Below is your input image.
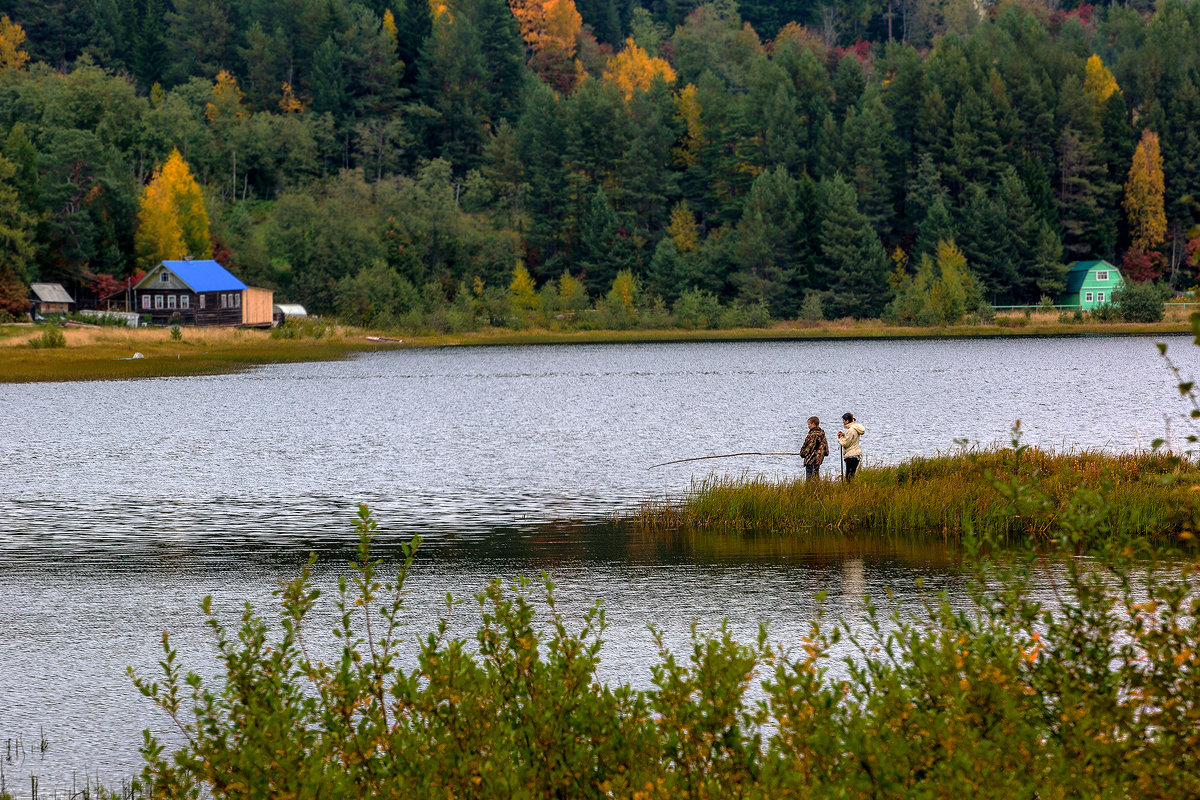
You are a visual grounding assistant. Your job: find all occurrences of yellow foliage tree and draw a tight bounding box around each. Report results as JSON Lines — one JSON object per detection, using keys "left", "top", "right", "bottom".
{"left": 382, "top": 9, "right": 399, "bottom": 44}
{"left": 666, "top": 201, "right": 699, "bottom": 253}
{"left": 509, "top": 261, "right": 539, "bottom": 314}
{"left": 1124, "top": 129, "right": 1166, "bottom": 252}
{"left": 0, "top": 14, "right": 31, "bottom": 71}
{"left": 206, "top": 70, "right": 247, "bottom": 124}
{"left": 557, "top": 270, "right": 589, "bottom": 310}
{"left": 1082, "top": 54, "right": 1120, "bottom": 111}
{"left": 602, "top": 38, "right": 676, "bottom": 99}
{"left": 673, "top": 84, "right": 704, "bottom": 166}
{"left": 279, "top": 82, "right": 304, "bottom": 113}
{"left": 608, "top": 269, "right": 638, "bottom": 314}
{"left": 136, "top": 149, "right": 212, "bottom": 267}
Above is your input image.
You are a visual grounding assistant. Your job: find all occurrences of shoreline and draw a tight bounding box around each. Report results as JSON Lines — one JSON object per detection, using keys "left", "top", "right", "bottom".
{"left": 1, "top": 316, "right": 1192, "bottom": 383}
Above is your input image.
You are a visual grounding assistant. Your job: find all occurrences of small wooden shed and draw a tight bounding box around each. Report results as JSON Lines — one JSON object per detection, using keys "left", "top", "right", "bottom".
{"left": 1058, "top": 260, "right": 1123, "bottom": 310}
{"left": 29, "top": 283, "right": 75, "bottom": 315}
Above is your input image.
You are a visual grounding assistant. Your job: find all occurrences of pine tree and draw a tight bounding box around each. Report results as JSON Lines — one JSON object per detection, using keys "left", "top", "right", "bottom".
{"left": 818, "top": 174, "right": 890, "bottom": 318}
{"left": 728, "top": 166, "right": 801, "bottom": 315}
{"left": 579, "top": 186, "right": 623, "bottom": 294}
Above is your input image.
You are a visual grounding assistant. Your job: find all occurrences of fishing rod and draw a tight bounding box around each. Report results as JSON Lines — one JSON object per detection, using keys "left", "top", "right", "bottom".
{"left": 648, "top": 451, "right": 805, "bottom": 469}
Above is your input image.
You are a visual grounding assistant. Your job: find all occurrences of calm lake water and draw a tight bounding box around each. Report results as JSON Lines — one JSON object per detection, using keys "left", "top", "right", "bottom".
{"left": 0, "top": 334, "right": 1193, "bottom": 790}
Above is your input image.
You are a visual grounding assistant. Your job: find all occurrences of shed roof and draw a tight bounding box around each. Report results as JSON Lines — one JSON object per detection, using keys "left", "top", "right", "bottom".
{"left": 1063, "top": 260, "right": 1117, "bottom": 295}
{"left": 135, "top": 260, "right": 247, "bottom": 293}
{"left": 29, "top": 283, "right": 75, "bottom": 304}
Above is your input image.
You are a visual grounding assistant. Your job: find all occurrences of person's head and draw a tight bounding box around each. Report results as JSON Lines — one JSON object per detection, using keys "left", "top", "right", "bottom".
{"left": 808, "top": 416, "right": 819, "bottom": 429}
{"left": 842, "top": 412, "right": 855, "bottom": 426}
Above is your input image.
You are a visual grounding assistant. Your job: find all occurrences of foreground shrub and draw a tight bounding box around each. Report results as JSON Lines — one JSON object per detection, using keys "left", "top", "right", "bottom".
{"left": 132, "top": 485, "right": 1199, "bottom": 799}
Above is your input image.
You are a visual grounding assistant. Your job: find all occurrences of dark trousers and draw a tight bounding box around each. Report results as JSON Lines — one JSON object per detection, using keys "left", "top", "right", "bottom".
{"left": 805, "top": 464, "right": 820, "bottom": 479}
{"left": 844, "top": 456, "right": 860, "bottom": 481}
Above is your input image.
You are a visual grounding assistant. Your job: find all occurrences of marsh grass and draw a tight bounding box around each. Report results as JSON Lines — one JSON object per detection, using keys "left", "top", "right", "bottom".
{"left": 636, "top": 447, "right": 1200, "bottom": 541}
{"left": 0, "top": 325, "right": 375, "bottom": 382}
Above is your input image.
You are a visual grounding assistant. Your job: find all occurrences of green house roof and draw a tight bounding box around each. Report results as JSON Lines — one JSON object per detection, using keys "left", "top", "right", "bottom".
{"left": 1063, "top": 260, "right": 1117, "bottom": 295}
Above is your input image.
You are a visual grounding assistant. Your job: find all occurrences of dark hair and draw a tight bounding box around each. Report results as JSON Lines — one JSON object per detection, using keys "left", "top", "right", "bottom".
{"left": 808, "top": 416, "right": 820, "bottom": 426}
{"left": 842, "top": 412, "right": 855, "bottom": 423}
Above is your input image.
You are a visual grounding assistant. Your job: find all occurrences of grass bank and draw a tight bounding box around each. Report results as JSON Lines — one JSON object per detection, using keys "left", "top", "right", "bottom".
{"left": 1, "top": 307, "right": 1191, "bottom": 383}
{"left": 0, "top": 324, "right": 379, "bottom": 383}
{"left": 635, "top": 447, "right": 1200, "bottom": 541}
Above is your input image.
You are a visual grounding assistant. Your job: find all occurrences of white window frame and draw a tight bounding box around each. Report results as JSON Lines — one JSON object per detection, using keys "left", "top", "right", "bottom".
{"left": 1096, "top": 271, "right": 1109, "bottom": 281}
{"left": 234, "top": 293, "right": 241, "bottom": 308}
{"left": 1098, "top": 292, "right": 1105, "bottom": 303}
{"left": 199, "top": 294, "right": 206, "bottom": 309}
{"left": 154, "top": 294, "right": 163, "bottom": 309}
{"left": 181, "top": 295, "right": 190, "bottom": 309}
{"left": 142, "top": 294, "right": 150, "bottom": 310}
{"left": 1085, "top": 292, "right": 1094, "bottom": 303}
{"left": 168, "top": 294, "right": 177, "bottom": 309}
{"left": 160, "top": 271, "right": 169, "bottom": 283}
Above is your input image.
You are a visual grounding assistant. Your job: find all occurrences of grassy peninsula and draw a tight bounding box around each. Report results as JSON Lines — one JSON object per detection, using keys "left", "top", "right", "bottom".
{"left": 1, "top": 307, "right": 1192, "bottom": 383}
{"left": 636, "top": 447, "right": 1200, "bottom": 541}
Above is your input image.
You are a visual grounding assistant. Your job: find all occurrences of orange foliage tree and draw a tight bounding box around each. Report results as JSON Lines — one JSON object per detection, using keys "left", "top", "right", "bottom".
{"left": 602, "top": 38, "right": 676, "bottom": 99}
{"left": 509, "top": 0, "right": 583, "bottom": 92}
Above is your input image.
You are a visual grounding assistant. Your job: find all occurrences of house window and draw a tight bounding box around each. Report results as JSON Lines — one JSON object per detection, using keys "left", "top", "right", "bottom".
{"left": 168, "top": 294, "right": 177, "bottom": 309}
{"left": 199, "top": 294, "right": 206, "bottom": 309}
{"left": 234, "top": 293, "right": 241, "bottom": 308}
{"left": 1097, "top": 271, "right": 1109, "bottom": 281}
{"left": 142, "top": 295, "right": 150, "bottom": 310}
{"left": 181, "top": 295, "right": 189, "bottom": 309}
{"left": 220, "top": 293, "right": 228, "bottom": 309}
{"left": 160, "top": 272, "right": 169, "bottom": 283}
{"left": 1085, "top": 292, "right": 1094, "bottom": 303}
{"left": 155, "top": 294, "right": 163, "bottom": 309}
{"left": 1098, "top": 292, "right": 1105, "bottom": 303}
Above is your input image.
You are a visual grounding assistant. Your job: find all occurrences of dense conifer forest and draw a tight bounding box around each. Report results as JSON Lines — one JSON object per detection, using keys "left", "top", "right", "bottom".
{"left": 0, "top": 0, "right": 1197, "bottom": 327}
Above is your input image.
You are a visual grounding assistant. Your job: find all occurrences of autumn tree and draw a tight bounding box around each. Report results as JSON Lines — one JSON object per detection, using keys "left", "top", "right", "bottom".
{"left": 0, "top": 14, "right": 30, "bottom": 71}
{"left": 1082, "top": 55, "right": 1120, "bottom": 113}
{"left": 136, "top": 149, "right": 212, "bottom": 268}
{"left": 602, "top": 38, "right": 676, "bottom": 99}
{"left": 509, "top": 0, "right": 584, "bottom": 92}
{"left": 1125, "top": 129, "right": 1166, "bottom": 254}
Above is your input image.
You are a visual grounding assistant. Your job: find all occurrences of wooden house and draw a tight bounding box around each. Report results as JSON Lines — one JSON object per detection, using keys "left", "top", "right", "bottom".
{"left": 29, "top": 283, "right": 75, "bottom": 315}
{"left": 132, "top": 260, "right": 273, "bottom": 326}
{"left": 1058, "top": 260, "right": 1123, "bottom": 310}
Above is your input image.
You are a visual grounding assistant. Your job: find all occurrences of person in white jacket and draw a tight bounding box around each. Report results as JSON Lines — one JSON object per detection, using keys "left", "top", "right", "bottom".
{"left": 837, "top": 413, "right": 865, "bottom": 482}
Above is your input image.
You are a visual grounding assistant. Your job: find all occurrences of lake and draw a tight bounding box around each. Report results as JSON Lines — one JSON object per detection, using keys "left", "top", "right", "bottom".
{"left": 0, "top": 334, "right": 1192, "bottom": 790}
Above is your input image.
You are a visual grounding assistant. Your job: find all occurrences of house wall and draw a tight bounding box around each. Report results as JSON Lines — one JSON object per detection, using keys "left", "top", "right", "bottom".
{"left": 1076, "top": 268, "right": 1123, "bottom": 310}
{"left": 135, "top": 290, "right": 243, "bottom": 326}
{"left": 34, "top": 302, "right": 71, "bottom": 314}
{"left": 242, "top": 287, "right": 274, "bottom": 326}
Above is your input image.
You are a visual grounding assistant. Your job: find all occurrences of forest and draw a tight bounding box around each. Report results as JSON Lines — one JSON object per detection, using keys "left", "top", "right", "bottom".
{"left": 0, "top": 0, "right": 1197, "bottom": 328}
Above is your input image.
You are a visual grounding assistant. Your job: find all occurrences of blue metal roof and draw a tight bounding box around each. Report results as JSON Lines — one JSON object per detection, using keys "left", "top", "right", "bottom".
{"left": 160, "top": 260, "right": 247, "bottom": 292}
{"left": 1063, "top": 259, "right": 1116, "bottom": 295}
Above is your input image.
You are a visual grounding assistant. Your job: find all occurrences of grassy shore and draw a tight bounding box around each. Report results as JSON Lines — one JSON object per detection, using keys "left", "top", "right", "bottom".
{"left": 635, "top": 447, "right": 1200, "bottom": 541}
{"left": 0, "top": 306, "right": 1191, "bottom": 383}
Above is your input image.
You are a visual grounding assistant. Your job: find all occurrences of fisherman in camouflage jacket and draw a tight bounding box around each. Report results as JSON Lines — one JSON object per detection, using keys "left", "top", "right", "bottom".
{"left": 801, "top": 416, "right": 830, "bottom": 479}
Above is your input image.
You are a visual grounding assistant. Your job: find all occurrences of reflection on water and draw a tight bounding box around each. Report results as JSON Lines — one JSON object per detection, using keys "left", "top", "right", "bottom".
{"left": 0, "top": 336, "right": 1192, "bottom": 790}
{"left": 0, "top": 521, "right": 962, "bottom": 790}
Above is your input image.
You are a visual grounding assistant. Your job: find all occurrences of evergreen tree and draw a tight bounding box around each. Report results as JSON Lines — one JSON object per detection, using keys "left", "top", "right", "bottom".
{"left": 817, "top": 174, "right": 890, "bottom": 318}
{"left": 728, "top": 166, "right": 801, "bottom": 315}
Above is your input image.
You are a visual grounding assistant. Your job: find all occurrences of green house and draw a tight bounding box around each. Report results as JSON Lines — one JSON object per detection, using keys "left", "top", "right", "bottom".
{"left": 1058, "top": 260, "right": 1124, "bottom": 310}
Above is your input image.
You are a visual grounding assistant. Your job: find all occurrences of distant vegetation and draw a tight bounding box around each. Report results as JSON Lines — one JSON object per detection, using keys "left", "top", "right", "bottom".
{"left": 1, "top": 0, "right": 1199, "bottom": 328}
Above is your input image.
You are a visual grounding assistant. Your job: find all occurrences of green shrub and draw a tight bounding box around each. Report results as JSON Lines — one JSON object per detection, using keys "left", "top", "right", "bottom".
{"left": 800, "top": 292, "right": 824, "bottom": 322}
{"left": 28, "top": 326, "right": 66, "bottom": 348}
{"left": 1113, "top": 280, "right": 1168, "bottom": 322}
{"left": 270, "top": 318, "right": 330, "bottom": 340}
{"left": 131, "top": 488, "right": 1200, "bottom": 800}
{"left": 672, "top": 287, "right": 721, "bottom": 329}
